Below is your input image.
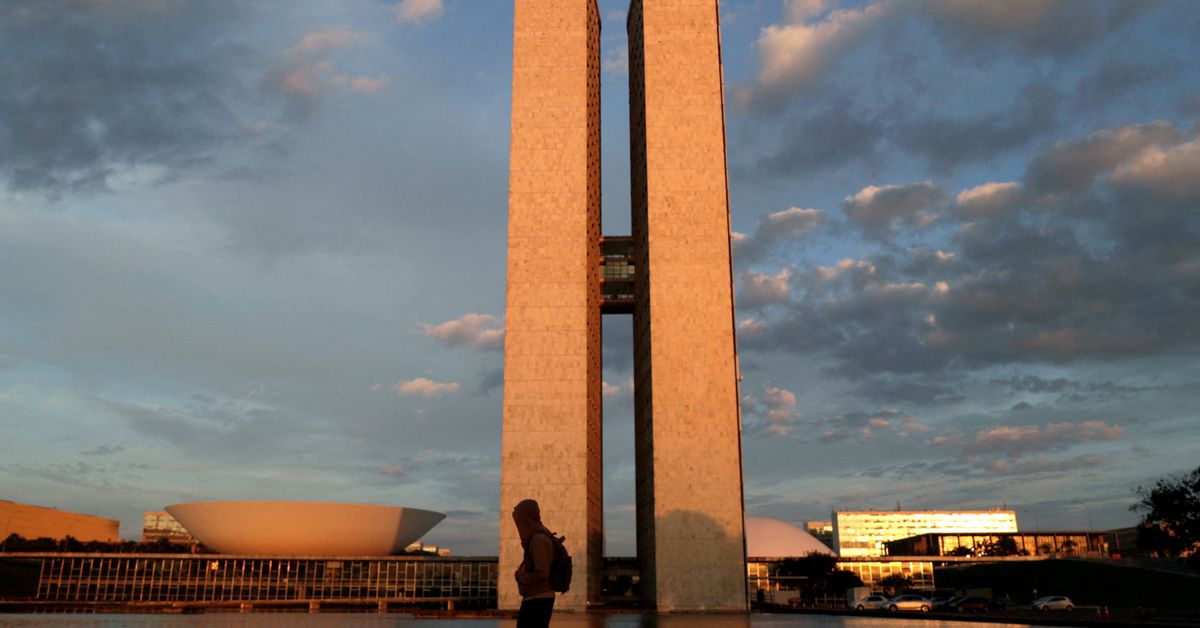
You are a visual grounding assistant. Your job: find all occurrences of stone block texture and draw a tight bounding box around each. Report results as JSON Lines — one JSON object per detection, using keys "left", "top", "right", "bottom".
{"left": 500, "top": 0, "right": 603, "bottom": 611}
{"left": 628, "top": 0, "right": 747, "bottom": 612}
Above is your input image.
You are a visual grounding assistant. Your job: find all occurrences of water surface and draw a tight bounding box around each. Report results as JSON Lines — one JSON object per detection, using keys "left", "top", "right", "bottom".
{"left": 0, "top": 613, "right": 1044, "bottom": 628}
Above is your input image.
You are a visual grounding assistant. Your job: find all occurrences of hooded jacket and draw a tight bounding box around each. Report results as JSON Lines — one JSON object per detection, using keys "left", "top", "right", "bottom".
{"left": 512, "top": 499, "right": 555, "bottom": 598}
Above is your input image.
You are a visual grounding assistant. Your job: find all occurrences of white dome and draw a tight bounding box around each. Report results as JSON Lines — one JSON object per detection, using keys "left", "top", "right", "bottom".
{"left": 166, "top": 501, "right": 445, "bottom": 556}
{"left": 745, "top": 516, "right": 835, "bottom": 558}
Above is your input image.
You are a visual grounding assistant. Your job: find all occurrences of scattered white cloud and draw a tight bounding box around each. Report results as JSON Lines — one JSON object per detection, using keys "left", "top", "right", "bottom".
{"left": 966, "top": 420, "right": 1124, "bottom": 457}
{"left": 749, "top": 2, "right": 890, "bottom": 105}
{"left": 735, "top": 207, "right": 825, "bottom": 262}
{"left": 393, "top": 378, "right": 460, "bottom": 397}
{"left": 393, "top": 0, "right": 444, "bottom": 24}
{"left": 281, "top": 60, "right": 334, "bottom": 96}
{"left": 785, "top": 0, "right": 829, "bottom": 23}
{"left": 761, "top": 386, "right": 800, "bottom": 436}
{"left": 603, "top": 47, "right": 628, "bottom": 75}
{"left": 842, "top": 181, "right": 944, "bottom": 237}
{"left": 1111, "top": 139, "right": 1200, "bottom": 202}
{"left": 739, "top": 268, "right": 792, "bottom": 308}
{"left": 377, "top": 463, "right": 409, "bottom": 477}
{"left": 956, "top": 181, "right": 1022, "bottom": 217}
{"left": 350, "top": 74, "right": 393, "bottom": 93}
{"left": 421, "top": 313, "right": 505, "bottom": 351}
{"left": 287, "top": 26, "right": 366, "bottom": 56}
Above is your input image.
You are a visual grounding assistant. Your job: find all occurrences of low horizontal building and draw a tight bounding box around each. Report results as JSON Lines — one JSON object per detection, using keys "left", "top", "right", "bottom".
{"left": 4, "top": 553, "right": 496, "bottom": 610}
{"left": 833, "top": 509, "right": 1018, "bottom": 558}
{"left": 0, "top": 500, "right": 119, "bottom": 543}
{"left": 885, "top": 531, "right": 1112, "bottom": 559}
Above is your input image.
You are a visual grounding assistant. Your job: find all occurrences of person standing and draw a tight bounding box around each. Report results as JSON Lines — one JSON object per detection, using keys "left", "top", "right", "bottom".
{"left": 513, "top": 499, "right": 555, "bottom": 628}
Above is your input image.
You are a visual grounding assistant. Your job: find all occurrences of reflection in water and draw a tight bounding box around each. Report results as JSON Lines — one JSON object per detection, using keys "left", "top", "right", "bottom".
{"left": 0, "top": 614, "right": 1041, "bottom": 628}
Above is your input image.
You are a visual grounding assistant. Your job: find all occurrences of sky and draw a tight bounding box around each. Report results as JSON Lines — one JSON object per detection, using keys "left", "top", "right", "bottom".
{"left": 1, "top": 0, "right": 1198, "bottom": 556}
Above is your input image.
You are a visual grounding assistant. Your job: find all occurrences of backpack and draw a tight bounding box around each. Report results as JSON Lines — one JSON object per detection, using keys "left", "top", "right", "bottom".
{"left": 528, "top": 529, "right": 572, "bottom": 593}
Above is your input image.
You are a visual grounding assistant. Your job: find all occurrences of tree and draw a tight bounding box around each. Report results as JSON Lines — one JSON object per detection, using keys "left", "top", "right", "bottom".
{"left": 774, "top": 552, "right": 862, "bottom": 600}
{"left": 878, "top": 574, "right": 912, "bottom": 596}
{"left": 1132, "top": 465, "right": 1200, "bottom": 557}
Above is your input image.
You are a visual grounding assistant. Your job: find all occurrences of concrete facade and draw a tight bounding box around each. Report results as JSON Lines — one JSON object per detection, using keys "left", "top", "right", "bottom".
{"left": 0, "top": 500, "right": 119, "bottom": 542}
{"left": 627, "top": 0, "right": 746, "bottom": 611}
{"left": 500, "top": 0, "right": 603, "bottom": 611}
{"left": 501, "top": 0, "right": 743, "bottom": 612}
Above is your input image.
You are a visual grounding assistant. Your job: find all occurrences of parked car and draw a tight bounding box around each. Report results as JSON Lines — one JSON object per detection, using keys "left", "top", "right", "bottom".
{"left": 930, "top": 596, "right": 954, "bottom": 610}
{"left": 850, "top": 594, "right": 889, "bottom": 611}
{"left": 1032, "top": 596, "right": 1075, "bottom": 611}
{"left": 954, "top": 596, "right": 993, "bottom": 612}
{"left": 887, "top": 594, "right": 932, "bottom": 612}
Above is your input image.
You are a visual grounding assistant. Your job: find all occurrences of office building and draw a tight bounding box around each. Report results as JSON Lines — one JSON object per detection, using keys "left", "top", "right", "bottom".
{"left": 833, "top": 509, "right": 1018, "bottom": 557}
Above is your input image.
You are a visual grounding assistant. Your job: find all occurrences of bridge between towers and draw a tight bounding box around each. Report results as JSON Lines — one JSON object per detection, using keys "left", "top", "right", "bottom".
{"left": 600, "top": 236, "right": 636, "bottom": 314}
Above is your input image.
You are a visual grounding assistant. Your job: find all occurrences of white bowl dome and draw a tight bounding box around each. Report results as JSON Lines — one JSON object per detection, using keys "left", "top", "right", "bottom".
{"left": 745, "top": 516, "right": 836, "bottom": 557}
{"left": 165, "top": 501, "right": 445, "bottom": 556}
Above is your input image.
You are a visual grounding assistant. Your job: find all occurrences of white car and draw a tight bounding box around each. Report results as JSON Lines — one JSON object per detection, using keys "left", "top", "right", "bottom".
{"left": 1032, "top": 595, "right": 1075, "bottom": 611}
{"left": 886, "top": 594, "right": 932, "bottom": 612}
{"left": 850, "top": 594, "right": 889, "bottom": 611}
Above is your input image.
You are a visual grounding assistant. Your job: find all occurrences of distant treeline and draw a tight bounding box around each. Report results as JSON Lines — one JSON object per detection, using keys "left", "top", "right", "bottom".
{"left": 1, "top": 533, "right": 198, "bottom": 554}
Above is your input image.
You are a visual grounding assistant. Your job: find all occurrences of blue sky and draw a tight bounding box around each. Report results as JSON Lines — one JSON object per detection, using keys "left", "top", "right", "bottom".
{"left": 1, "top": 0, "right": 1198, "bottom": 555}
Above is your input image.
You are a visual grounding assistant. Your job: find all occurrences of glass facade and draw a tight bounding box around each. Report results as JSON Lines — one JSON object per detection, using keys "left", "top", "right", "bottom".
{"left": 835, "top": 560, "right": 934, "bottom": 590}
{"left": 885, "top": 531, "right": 1111, "bottom": 558}
{"left": 746, "top": 559, "right": 935, "bottom": 600}
{"left": 833, "top": 510, "right": 1018, "bottom": 557}
{"left": 26, "top": 554, "right": 497, "bottom": 608}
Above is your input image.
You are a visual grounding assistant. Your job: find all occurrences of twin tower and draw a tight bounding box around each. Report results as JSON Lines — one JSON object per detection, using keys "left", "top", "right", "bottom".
{"left": 499, "top": 0, "right": 745, "bottom": 611}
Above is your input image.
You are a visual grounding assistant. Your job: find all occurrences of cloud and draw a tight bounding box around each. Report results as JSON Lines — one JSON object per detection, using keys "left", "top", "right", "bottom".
{"left": 349, "top": 74, "right": 393, "bottom": 94}
{"left": 82, "top": 445, "right": 126, "bottom": 456}
{"left": 393, "top": 378, "right": 460, "bottom": 397}
{"left": 756, "top": 100, "right": 883, "bottom": 176}
{"left": 738, "top": 269, "right": 792, "bottom": 309}
{"left": 743, "top": 385, "right": 801, "bottom": 437}
{"left": 393, "top": 0, "right": 443, "bottom": 24}
{"left": 1111, "top": 139, "right": 1200, "bottom": 203}
{"left": 734, "top": 207, "right": 825, "bottom": 263}
{"left": 786, "top": 0, "right": 829, "bottom": 23}
{"left": 746, "top": 2, "right": 890, "bottom": 109}
{"left": 603, "top": 48, "right": 628, "bottom": 75}
{"left": 420, "top": 313, "right": 505, "bottom": 351}
{"left": 922, "top": 0, "right": 1145, "bottom": 58}
{"left": 894, "top": 83, "right": 1061, "bottom": 172}
{"left": 271, "top": 26, "right": 384, "bottom": 107}
{"left": 602, "top": 379, "right": 633, "bottom": 400}
{"left": 740, "top": 120, "right": 1200, "bottom": 381}
{"left": 1024, "top": 120, "right": 1186, "bottom": 197}
{"left": 965, "top": 420, "right": 1124, "bottom": 457}
{"left": 377, "top": 463, "right": 409, "bottom": 477}
{"left": 762, "top": 386, "right": 799, "bottom": 436}
{"left": 287, "top": 26, "right": 366, "bottom": 56}
{"left": 0, "top": 1, "right": 260, "bottom": 192}
{"left": 842, "top": 181, "right": 944, "bottom": 238}
{"left": 956, "top": 181, "right": 1022, "bottom": 218}
{"left": 281, "top": 60, "right": 335, "bottom": 96}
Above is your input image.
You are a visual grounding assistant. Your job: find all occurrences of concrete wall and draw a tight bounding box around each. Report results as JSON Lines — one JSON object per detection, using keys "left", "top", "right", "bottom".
{"left": 0, "top": 500, "right": 119, "bottom": 542}
{"left": 500, "top": 0, "right": 603, "bottom": 611}
{"left": 628, "top": 0, "right": 747, "bottom": 612}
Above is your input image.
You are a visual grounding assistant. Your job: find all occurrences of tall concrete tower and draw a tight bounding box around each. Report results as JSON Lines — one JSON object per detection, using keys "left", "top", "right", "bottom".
{"left": 501, "top": 0, "right": 744, "bottom": 612}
